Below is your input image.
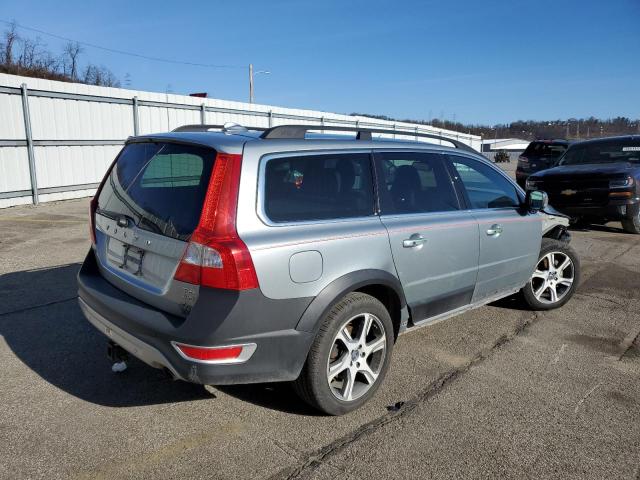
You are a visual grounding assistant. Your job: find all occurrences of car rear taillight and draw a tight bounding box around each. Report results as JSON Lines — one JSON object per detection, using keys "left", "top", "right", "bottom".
{"left": 518, "top": 156, "right": 529, "bottom": 164}
{"left": 172, "top": 342, "right": 256, "bottom": 363}
{"left": 89, "top": 196, "right": 98, "bottom": 245}
{"left": 174, "top": 153, "right": 259, "bottom": 290}
{"left": 90, "top": 157, "right": 118, "bottom": 245}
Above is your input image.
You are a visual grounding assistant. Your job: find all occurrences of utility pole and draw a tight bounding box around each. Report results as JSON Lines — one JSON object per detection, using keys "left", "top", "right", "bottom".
{"left": 249, "top": 63, "right": 254, "bottom": 103}
{"left": 248, "top": 64, "right": 270, "bottom": 104}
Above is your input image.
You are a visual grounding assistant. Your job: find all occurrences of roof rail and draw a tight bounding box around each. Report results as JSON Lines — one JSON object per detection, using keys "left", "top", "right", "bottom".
{"left": 172, "top": 123, "right": 267, "bottom": 133}
{"left": 260, "top": 124, "right": 477, "bottom": 153}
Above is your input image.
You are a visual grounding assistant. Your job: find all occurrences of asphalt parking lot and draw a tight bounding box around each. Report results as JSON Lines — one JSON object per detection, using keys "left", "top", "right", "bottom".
{"left": 1, "top": 192, "right": 639, "bottom": 479}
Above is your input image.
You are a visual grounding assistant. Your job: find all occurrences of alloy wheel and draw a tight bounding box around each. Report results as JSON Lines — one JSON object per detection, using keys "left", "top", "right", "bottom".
{"left": 530, "top": 251, "right": 575, "bottom": 305}
{"left": 326, "top": 313, "right": 386, "bottom": 402}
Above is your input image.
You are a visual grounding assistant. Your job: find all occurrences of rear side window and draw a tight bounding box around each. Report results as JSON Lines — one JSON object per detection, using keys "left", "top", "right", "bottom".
{"left": 375, "top": 151, "right": 460, "bottom": 214}
{"left": 264, "top": 153, "right": 374, "bottom": 222}
{"left": 97, "top": 142, "right": 215, "bottom": 240}
{"left": 448, "top": 155, "right": 520, "bottom": 209}
{"left": 523, "top": 142, "right": 568, "bottom": 158}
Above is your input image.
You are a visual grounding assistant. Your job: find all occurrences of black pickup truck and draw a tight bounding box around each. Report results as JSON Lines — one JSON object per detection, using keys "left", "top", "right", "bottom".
{"left": 525, "top": 136, "right": 640, "bottom": 234}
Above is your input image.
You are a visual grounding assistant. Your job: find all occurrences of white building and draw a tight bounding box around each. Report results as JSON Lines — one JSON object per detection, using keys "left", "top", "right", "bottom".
{"left": 481, "top": 138, "right": 531, "bottom": 153}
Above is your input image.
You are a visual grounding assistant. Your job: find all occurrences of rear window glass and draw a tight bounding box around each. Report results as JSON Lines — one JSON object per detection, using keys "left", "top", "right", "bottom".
{"left": 523, "top": 142, "right": 568, "bottom": 158}
{"left": 559, "top": 139, "right": 640, "bottom": 165}
{"left": 264, "top": 153, "right": 374, "bottom": 222}
{"left": 97, "top": 142, "right": 215, "bottom": 240}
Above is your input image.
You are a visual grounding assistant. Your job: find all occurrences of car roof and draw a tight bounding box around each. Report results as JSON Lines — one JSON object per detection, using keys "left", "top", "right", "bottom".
{"left": 129, "top": 129, "right": 479, "bottom": 157}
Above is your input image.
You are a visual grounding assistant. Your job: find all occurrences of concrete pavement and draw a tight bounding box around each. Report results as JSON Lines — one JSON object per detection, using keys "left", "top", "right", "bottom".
{"left": 0, "top": 198, "right": 638, "bottom": 480}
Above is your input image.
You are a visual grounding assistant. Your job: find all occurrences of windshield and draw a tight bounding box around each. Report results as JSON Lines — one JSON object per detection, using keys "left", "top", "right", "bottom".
{"left": 522, "top": 142, "right": 567, "bottom": 158}
{"left": 559, "top": 139, "right": 640, "bottom": 166}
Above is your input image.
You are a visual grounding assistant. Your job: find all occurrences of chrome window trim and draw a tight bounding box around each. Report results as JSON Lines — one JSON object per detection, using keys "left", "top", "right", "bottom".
{"left": 256, "top": 148, "right": 379, "bottom": 227}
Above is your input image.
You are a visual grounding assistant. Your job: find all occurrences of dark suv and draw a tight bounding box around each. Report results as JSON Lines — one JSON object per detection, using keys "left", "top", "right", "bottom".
{"left": 526, "top": 136, "right": 640, "bottom": 233}
{"left": 516, "top": 140, "right": 570, "bottom": 188}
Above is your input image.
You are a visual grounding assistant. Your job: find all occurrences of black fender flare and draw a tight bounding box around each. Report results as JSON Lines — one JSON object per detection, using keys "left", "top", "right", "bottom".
{"left": 295, "top": 269, "right": 407, "bottom": 333}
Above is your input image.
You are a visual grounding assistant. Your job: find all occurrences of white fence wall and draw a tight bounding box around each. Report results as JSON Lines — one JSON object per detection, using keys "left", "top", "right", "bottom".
{"left": 0, "top": 73, "right": 481, "bottom": 208}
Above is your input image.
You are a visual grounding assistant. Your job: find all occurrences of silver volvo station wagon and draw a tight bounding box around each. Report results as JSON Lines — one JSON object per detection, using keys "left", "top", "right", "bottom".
{"left": 78, "top": 123, "right": 580, "bottom": 415}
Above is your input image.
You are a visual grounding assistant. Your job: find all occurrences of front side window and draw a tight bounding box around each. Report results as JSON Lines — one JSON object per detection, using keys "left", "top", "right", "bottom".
{"left": 448, "top": 155, "right": 520, "bottom": 209}
{"left": 374, "top": 151, "right": 460, "bottom": 214}
{"left": 264, "top": 153, "right": 374, "bottom": 222}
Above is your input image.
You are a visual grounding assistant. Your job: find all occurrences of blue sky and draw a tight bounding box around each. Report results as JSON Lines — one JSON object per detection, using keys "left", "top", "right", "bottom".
{"left": 2, "top": 0, "right": 639, "bottom": 124}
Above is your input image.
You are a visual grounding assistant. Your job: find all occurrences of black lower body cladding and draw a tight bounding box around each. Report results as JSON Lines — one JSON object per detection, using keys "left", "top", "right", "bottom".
{"left": 77, "top": 249, "right": 314, "bottom": 385}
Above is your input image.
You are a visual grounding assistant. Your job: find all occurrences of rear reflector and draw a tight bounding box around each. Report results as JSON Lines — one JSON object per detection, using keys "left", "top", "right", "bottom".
{"left": 172, "top": 342, "right": 256, "bottom": 364}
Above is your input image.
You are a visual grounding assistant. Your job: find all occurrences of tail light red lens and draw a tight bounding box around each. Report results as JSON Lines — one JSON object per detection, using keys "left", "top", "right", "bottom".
{"left": 172, "top": 342, "right": 256, "bottom": 363}
{"left": 90, "top": 157, "right": 118, "bottom": 246}
{"left": 174, "top": 152, "right": 259, "bottom": 291}
{"left": 89, "top": 197, "right": 98, "bottom": 245}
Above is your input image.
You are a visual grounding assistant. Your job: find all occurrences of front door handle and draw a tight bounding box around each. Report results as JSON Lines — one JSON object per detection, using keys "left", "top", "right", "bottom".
{"left": 486, "top": 224, "right": 503, "bottom": 237}
{"left": 403, "top": 234, "right": 426, "bottom": 248}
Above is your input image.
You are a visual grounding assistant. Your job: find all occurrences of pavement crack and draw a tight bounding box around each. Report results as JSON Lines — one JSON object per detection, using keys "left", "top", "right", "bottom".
{"left": 616, "top": 327, "right": 640, "bottom": 361}
{"left": 574, "top": 292, "right": 627, "bottom": 308}
{"left": 270, "top": 311, "right": 541, "bottom": 480}
{"left": 550, "top": 343, "right": 567, "bottom": 365}
{"left": 0, "top": 295, "right": 78, "bottom": 317}
{"left": 574, "top": 383, "right": 602, "bottom": 414}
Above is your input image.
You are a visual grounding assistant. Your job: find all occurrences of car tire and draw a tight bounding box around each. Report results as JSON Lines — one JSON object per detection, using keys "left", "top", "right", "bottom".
{"left": 521, "top": 238, "right": 580, "bottom": 311}
{"left": 293, "top": 292, "right": 394, "bottom": 415}
{"left": 622, "top": 212, "right": 640, "bottom": 234}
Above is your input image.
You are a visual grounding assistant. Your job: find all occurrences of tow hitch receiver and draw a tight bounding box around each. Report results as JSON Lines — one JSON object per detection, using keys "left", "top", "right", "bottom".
{"left": 107, "top": 341, "right": 129, "bottom": 373}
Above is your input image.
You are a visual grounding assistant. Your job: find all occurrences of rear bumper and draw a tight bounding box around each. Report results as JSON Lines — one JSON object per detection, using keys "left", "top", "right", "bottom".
{"left": 77, "top": 249, "right": 314, "bottom": 385}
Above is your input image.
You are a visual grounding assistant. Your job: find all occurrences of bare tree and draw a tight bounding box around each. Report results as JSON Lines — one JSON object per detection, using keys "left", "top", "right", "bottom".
{"left": 17, "top": 36, "right": 46, "bottom": 69}
{"left": 83, "top": 64, "right": 120, "bottom": 87}
{"left": 63, "top": 41, "right": 83, "bottom": 80}
{"left": 1, "top": 22, "right": 19, "bottom": 65}
{"left": 0, "top": 25, "right": 120, "bottom": 86}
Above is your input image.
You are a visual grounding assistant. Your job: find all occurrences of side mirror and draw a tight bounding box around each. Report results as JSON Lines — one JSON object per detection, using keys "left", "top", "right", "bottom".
{"left": 526, "top": 190, "right": 548, "bottom": 212}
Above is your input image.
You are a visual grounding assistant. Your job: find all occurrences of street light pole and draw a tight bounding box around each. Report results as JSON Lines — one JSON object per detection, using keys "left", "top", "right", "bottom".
{"left": 248, "top": 64, "right": 270, "bottom": 104}
{"left": 249, "top": 63, "right": 254, "bottom": 103}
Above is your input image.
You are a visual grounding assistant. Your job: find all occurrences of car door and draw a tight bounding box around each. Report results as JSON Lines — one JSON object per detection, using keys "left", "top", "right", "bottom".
{"left": 375, "top": 150, "right": 480, "bottom": 324}
{"left": 446, "top": 154, "right": 542, "bottom": 302}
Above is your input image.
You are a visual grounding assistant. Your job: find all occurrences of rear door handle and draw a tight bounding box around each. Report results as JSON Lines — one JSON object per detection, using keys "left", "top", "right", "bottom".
{"left": 403, "top": 234, "right": 426, "bottom": 248}
{"left": 486, "top": 224, "right": 503, "bottom": 237}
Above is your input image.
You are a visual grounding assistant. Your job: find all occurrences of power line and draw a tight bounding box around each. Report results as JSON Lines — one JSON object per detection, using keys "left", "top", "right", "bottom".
{"left": 0, "top": 19, "right": 246, "bottom": 69}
